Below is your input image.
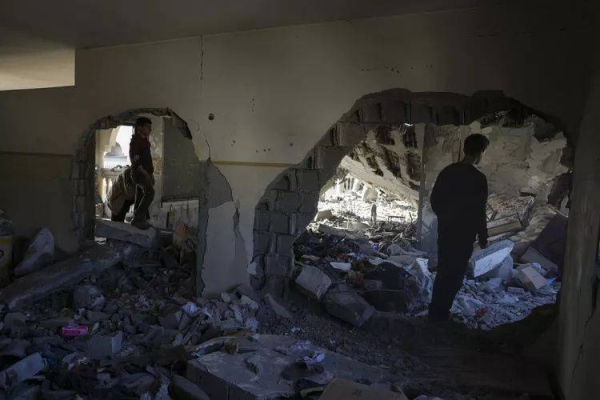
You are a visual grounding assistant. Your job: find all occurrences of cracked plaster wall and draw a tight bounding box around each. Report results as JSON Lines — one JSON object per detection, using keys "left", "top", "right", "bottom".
{"left": 0, "top": 2, "right": 592, "bottom": 299}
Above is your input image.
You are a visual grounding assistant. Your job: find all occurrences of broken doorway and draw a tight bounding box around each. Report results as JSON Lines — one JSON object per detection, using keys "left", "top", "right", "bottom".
{"left": 252, "top": 90, "right": 571, "bottom": 331}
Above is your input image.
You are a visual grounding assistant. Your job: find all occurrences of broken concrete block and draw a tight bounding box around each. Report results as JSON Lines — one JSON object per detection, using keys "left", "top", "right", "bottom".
{"left": 0, "top": 353, "right": 45, "bottom": 387}
{"left": 329, "top": 262, "right": 352, "bottom": 272}
{"left": 362, "top": 290, "right": 410, "bottom": 313}
{"left": 0, "top": 244, "right": 127, "bottom": 311}
{"left": 264, "top": 294, "right": 293, "bottom": 320}
{"left": 73, "top": 285, "right": 105, "bottom": 309}
{"left": 240, "top": 295, "right": 259, "bottom": 311}
{"left": 87, "top": 331, "right": 123, "bottom": 359}
{"left": 480, "top": 255, "right": 513, "bottom": 282}
{"left": 4, "top": 312, "right": 27, "bottom": 329}
{"left": 315, "top": 209, "right": 334, "bottom": 222}
{"left": 171, "top": 374, "right": 211, "bottom": 400}
{"left": 295, "top": 266, "right": 332, "bottom": 300}
{"left": 325, "top": 291, "right": 375, "bottom": 327}
{"left": 515, "top": 266, "right": 547, "bottom": 292}
{"left": 520, "top": 247, "right": 559, "bottom": 274}
{"left": 321, "top": 379, "right": 409, "bottom": 400}
{"left": 159, "top": 311, "right": 183, "bottom": 330}
{"left": 483, "top": 278, "right": 503, "bottom": 293}
{"left": 468, "top": 240, "right": 514, "bottom": 278}
{"left": 14, "top": 228, "right": 55, "bottom": 277}
{"left": 95, "top": 219, "right": 157, "bottom": 248}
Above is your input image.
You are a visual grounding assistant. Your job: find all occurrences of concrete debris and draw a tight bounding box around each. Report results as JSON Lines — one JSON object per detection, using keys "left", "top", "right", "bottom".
{"left": 171, "top": 374, "right": 211, "bottom": 400}
{"left": 521, "top": 247, "right": 559, "bottom": 275}
{"left": 187, "top": 335, "right": 395, "bottom": 400}
{"left": 264, "top": 294, "right": 293, "bottom": 320}
{"left": 515, "top": 266, "right": 547, "bottom": 292}
{"left": 0, "top": 353, "right": 45, "bottom": 388}
{"left": 330, "top": 262, "right": 352, "bottom": 272}
{"left": 87, "top": 331, "right": 123, "bottom": 359}
{"left": 0, "top": 243, "right": 128, "bottom": 311}
{"left": 4, "top": 312, "right": 27, "bottom": 329}
{"left": 315, "top": 209, "right": 334, "bottom": 222}
{"left": 325, "top": 291, "right": 375, "bottom": 327}
{"left": 73, "top": 285, "right": 105, "bottom": 309}
{"left": 14, "top": 228, "right": 55, "bottom": 277}
{"left": 480, "top": 255, "right": 513, "bottom": 282}
{"left": 296, "top": 265, "right": 332, "bottom": 300}
{"left": 468, "top": 240, "right": 514, "bottom": 278}
{"left": 96, "top": 219, "right": 158, "bottom": 248}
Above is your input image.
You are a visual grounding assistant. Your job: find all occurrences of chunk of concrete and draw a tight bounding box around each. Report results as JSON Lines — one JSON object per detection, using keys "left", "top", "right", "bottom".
{"left": 86, "top": 331, "right": 123, "bottom": 359}
{"left": 295, "top": 266, "right": 332, "bottom": 300}
{"left": 324, "top": 291, "right": 375, "bottom": 327}
{"left": 520, "top": 247, "right": 559, "bottom": 274}
{"left": 0, "top": 244, "right": 127, "bottom": 311}
{"left": 468, "top": 240, "right": 514, "bottom": 278}
{"left": 159, "top": 311, "right": 183, "bottom": 330}
{"left": 187, "top": 335, "right": 395, "bottom": 400}
{"left": 14, "top": 228, "right": 55, "bottom": 277}
{"left": 171, "top": 374, "right": 211, "bottom": 400}
{"left": 264, "top": 294, "right": 293, "bottom": 320}
{"left": 73, "top": 285, "right": 105, "bottom": 309}
{"left": 515, "top": 266, "right": 547, "bottom": 292}
{"left": 4, "top": 312, "right": 27, "bottom": 329}
{"left": 362, "top": 290, "right": 410, "bottom": 313}
{"left": 0, "top": 353, "right": 45, "bottom": 387}
{"left": 95, "top": 219, "right": 157, "bottom": 248}
{"left": 480, "top": 255, "right": 513, "bottom": 282}
{"left": 315, "top": 209, "right": 334, "bottom": 222}
{"left": 330, "top": 262, "right": 352, "bottom": 272}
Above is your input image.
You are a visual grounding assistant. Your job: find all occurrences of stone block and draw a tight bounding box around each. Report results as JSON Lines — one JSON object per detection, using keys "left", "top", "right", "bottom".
{"left": 337, "top": 123, "right": 367, "bottom": 147}
{"left": 296, "top": 213, "right": 315, "bottom": 233}
{"left": 87, "top": 331, "right": 123, "bottom": 359}
{"left": 265, "top": 254, "right": 292, "bottom": 277}
{"left": 0, "top": 244, "right": 126, "bottom": 311}
{"left": 480, "top": 255, "right": 513, "bottom": 282}
{"left": 381, "top": 100, "right": 408, "bottom": 124}
{"left": 95, "top": 219, "right": 157, "bottom": 248}
{"left": 362, "top": 289, "right": 410, "bottom": 313}
{"left": 254, "top": 210, "right": 271, "bottom": 232}
{"left": 297, "top": 170, "right": 321, "bottom": 192}
{"left": 276, "top": 235, "right": 296, "bottom": 256}
{"left": 14, "top": 228, "right": 55, "bottom": 277}
{"left": 299, "top": 193, "right": 319, "bottom": 213}
{"left": 515, "top": 266, "right": 547, "bottom": 292}
{"left": 0, "top": 353, "right": 45, "bottom": 388}
{"left": 275, "top": 192, "right": 301, "bottom": 213}
{"left": 468, "top": 240, "right": 514, "bottom": 278}
{"left": 325, "top": 291, "right": 375, "bottom": 327}
{"left": 269, "top": 213, "right": 289, "bottom": 234}
{"left": 361, "top": 100, "right": 382, "bottom": 122}
{"left": 253, "top": 232, "right": 270, "bottom": 255}
{"left": 295, "top": 266, "right": 332, "bottom": 300}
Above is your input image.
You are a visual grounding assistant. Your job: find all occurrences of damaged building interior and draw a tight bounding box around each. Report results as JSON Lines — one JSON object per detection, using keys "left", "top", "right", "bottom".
{"left": 0, "top": 0, "right": 599, "bottom": 399}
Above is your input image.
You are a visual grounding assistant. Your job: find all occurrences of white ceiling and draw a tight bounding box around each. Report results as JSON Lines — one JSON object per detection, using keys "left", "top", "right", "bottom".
{"left": 2, "top": 0, "right": 514, "bottom": 48}
{"left": 0, "top": 0, "right": 516, "bottom": 91}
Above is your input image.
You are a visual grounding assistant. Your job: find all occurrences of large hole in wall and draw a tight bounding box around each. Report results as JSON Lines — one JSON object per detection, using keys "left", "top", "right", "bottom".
{"left": 251, "top": 89, "right": 572, "bottom": 331}
{"left": 71, "top": 108, "right": 199, "bottom": 243}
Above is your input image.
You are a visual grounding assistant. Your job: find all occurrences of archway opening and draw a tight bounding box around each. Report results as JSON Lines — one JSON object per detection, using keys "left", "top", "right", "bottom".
{"left": 252, "top": 90, "right": 571, "bottom": 332}
{"left": 71, "top": 108, "right": 200, "bottom": 244}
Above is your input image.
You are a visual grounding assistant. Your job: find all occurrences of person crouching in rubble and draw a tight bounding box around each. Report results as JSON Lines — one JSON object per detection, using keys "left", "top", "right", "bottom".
{"left": 107, "top": 166, "right": 136, "bottom": 222}
{"left": 128, "top": 117, "right": 156, "bottom": 230}
{"left": 428, "top": 134, "right": 490, "bottom": 322}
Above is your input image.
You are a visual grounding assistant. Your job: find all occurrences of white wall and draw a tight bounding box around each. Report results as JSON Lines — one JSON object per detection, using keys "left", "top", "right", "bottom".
{"left": 0, "top": 1, "right": 591, "bottom": 292}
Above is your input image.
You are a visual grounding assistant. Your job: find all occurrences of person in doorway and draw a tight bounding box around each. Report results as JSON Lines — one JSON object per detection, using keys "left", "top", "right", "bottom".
{"left": 129, "top": 117, "right": 155, "bottom": 230}
{"left": 428, "top": 134, "right": 490, "bottom": 322}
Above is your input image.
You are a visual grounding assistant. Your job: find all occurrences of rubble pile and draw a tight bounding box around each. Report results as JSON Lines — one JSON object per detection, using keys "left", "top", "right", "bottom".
{"left": 0, "top": 223, "right": 261, "bottom": 399}
{"left": 293, "top": 208, "right": 561, "bottom": 330}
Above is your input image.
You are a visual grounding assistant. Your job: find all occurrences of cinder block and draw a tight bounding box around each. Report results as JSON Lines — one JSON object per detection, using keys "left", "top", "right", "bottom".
{"left": 296, "top": 213, "right": 315, "bottom": 233}
{"left": 361, "top": 100, "right": 382, "bottom": 122}
{"left": 254, "top": 210, "right": 270, "bottom": 232}
{"left": 275, "top": 191, "right": 301, "bottom": 213}
{"left": 381, "top": 100, "right": 408, "bottom": 124}
{"left": 336, "top": 123, "right": 367, "bottom": 147}
{"left": 296, "top": 266, "right": 332, "bottom": 300}
{"left": 253, "top": 232, "right": 270, "bottom": 255}
{"left": 468, "top": 240, "right": 514, "bottom": 278}
{"left": 299, "top": 193, "right": 319, "bottom": 213}
{"left": 276, "top": 235, "right": 296, "bottom": 256}
{"left": 265, "top": 254, "right": 292, "bottom": 277}
{"left": 298, "top": 169, "right": 321, "bottom": 191}
{"left": 269, "top": 213, "right": 289, "bottom": 234}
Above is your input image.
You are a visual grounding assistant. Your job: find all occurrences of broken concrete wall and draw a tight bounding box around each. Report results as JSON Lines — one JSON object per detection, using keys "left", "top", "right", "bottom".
{"left": 0, "top": 2, "right": 592, "bottom": 294}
